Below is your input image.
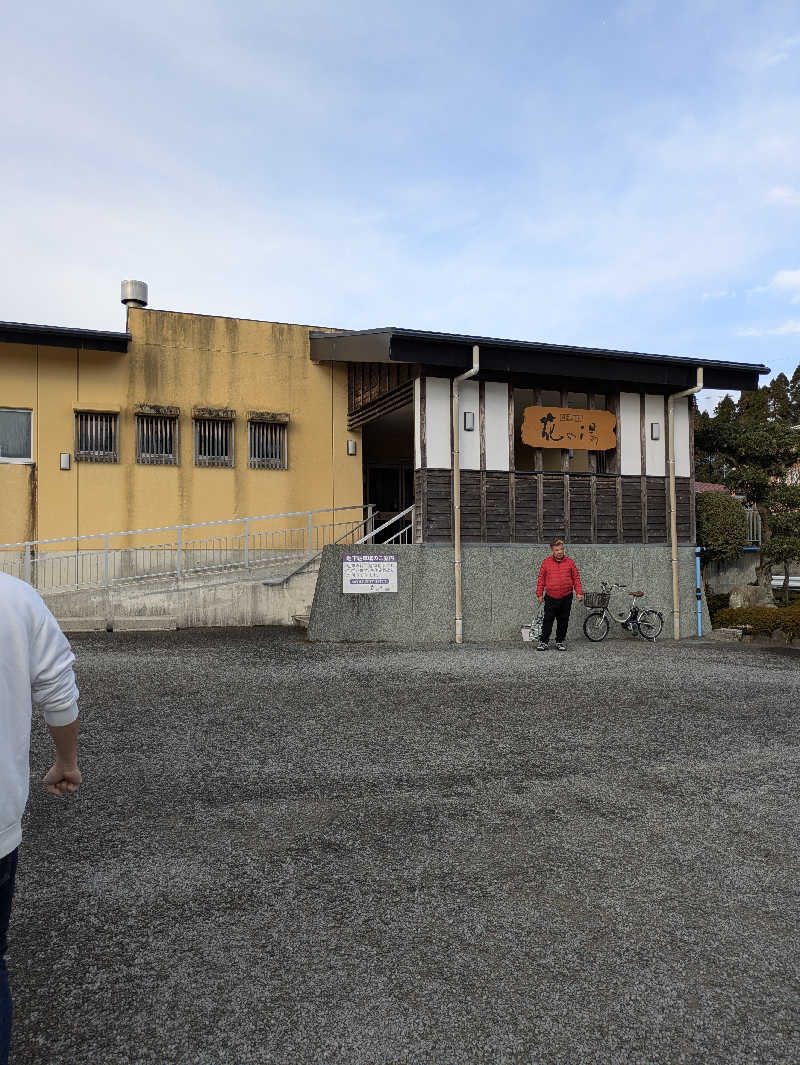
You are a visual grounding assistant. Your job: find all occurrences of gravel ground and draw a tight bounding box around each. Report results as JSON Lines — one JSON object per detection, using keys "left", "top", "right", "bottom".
{"left": 10, "top": 629, "right": 800, "bottom": 1065}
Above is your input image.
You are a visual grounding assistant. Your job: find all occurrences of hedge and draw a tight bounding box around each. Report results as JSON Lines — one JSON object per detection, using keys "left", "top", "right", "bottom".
{"left": 715, "top": 605, "right": 800, "bottom": 640}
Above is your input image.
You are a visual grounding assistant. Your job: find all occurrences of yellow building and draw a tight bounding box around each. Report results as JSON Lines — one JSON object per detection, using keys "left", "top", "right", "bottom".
{"left": 0, "top": 291, "right": 362, "bottom": 552}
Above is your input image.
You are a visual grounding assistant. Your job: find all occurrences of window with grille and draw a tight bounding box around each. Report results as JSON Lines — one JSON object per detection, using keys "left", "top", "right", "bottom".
{"left": 248, "top": 420, "right": 288, "bottom": 469}
{"left": 0, "top": 409, "right": 32, "bottom": 462}
{"left": 194, "top": 417, "right": 234, "bottom": 467}
{"left": 75, "top": 412, "right": 118, "bottom": 462}
{"left": 136, "top": 414, "right": 178, "bottom": 465}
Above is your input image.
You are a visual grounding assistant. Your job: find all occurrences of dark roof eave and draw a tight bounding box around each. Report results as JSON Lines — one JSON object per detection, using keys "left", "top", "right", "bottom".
{"left": 309, "top": 327, "right": 769, "bottom": 392}
{"left": 0, "top": 320, "right": 130, "bottom": 353}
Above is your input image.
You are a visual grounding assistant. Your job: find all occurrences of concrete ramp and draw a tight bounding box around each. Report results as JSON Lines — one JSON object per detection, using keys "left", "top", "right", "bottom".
{"left": 47, "top": 554, "right": 321, "bottom": 630}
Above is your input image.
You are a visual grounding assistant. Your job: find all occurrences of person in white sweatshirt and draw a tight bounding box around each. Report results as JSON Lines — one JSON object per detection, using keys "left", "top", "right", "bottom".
{"left": 0, "top": 571, "right": 81, "bottom": 1065}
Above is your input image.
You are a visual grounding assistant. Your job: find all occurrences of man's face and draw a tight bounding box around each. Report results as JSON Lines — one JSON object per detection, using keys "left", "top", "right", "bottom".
{"left": 551, "top": 542, "right": 565, "bottom": 560}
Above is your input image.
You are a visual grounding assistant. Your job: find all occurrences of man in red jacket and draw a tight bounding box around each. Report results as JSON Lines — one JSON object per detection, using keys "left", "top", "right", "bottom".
{"left": 536, "top": 538, "right": 583, "bottom": 650}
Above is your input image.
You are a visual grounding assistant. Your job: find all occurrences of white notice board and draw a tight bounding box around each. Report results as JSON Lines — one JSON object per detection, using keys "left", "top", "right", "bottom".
{"left": 342, "top": 554, "right": 398, "bottom": 594}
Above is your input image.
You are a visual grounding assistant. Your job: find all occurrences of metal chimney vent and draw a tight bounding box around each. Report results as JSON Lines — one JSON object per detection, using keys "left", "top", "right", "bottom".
{"left": 121, "top": 280, "right": 148, "bottom": 308}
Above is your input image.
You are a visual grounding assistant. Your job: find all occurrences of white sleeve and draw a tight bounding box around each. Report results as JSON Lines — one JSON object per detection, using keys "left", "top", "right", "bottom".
{"left": 30, "top": 606, "right": 80, "bottom": 727}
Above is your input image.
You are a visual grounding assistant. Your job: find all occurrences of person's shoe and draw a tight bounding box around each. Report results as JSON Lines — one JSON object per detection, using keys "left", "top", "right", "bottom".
{"left": 537, "top": 641, "right": 549, "bottom": 650}
{"left": 556, "top": 641, "right": 566, "bottom": 651}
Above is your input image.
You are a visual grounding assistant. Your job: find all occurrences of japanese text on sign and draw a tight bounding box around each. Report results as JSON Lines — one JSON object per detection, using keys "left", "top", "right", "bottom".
{"left": 521, "top": 406, "right": 617, "bottom": 451}
{"left": 342, "top": 554, "right": 398, "bottom": 594}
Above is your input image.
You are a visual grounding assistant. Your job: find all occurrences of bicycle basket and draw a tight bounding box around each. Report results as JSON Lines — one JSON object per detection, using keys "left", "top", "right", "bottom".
{"left": 583, "top": 591, "right": 610, "bottom": 610}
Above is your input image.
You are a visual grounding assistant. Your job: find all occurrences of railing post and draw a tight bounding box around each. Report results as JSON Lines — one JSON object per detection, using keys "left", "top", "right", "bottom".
{"left": 24, "top": 543, "right": 31, "bottom": 584}
{"left": 244, "top": 518, "right": 250, "bottom": 568}
{"left": 367, "top": 504, "right": 376, "bottom": 543}
{"left": 176, "top": 526, "right": 183, "bottom": 579}
{"left": 308, "top": 512, "right": 314, "bottom": 551}
{"left": 103, "top": 533, "right": 110, "bottom": 588}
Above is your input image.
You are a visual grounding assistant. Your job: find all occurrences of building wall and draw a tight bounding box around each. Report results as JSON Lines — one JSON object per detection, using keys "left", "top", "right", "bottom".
{"left": 309, "top": 543, "right": 708, "bottom": 642}
{"left": 0, "top": 310, "right": 362, "bottom": 547}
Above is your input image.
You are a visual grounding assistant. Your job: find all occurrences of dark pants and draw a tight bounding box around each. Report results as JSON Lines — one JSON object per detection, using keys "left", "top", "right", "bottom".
{"left": 541, "top": 593, "right": 573, "bottom": 643}
{"left": 0, "top": 848, "right": 17, "bottom": 1065}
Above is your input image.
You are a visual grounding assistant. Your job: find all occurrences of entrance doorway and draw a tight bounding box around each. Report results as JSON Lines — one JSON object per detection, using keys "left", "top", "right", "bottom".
{"left": 362, "top": 404, "right": 414, "bottom": 541}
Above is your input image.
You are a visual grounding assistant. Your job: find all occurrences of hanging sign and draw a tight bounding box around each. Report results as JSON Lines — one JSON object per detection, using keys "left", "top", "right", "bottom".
{"left": 521, "top": 406, "right": 617, "bottom": 451}
{"left": 342, "top": 553, "right": 398, "bottom": 593}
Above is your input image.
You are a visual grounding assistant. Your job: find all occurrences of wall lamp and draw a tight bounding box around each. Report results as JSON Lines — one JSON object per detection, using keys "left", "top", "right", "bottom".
{"left": 650, "top": 423, "right": 661, "bottom": 441}
{"left": 60, "top": 453, "right": 71, "bottom": 470}
{"left": 346, "top": 439, "right": 358, "bottom": 456}
{"left": 463, "top": 411, "right": 475, "bottom": 432}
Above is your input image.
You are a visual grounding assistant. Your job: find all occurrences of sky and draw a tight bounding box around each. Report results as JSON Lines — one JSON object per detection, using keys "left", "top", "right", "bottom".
{"left": 3, "top": 0, "right": 800, "bottom": 412}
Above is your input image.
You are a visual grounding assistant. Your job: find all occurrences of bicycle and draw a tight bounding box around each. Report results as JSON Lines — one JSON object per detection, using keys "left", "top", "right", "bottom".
{"left": 582, "top": 581, "right": 663, "bottom": 642}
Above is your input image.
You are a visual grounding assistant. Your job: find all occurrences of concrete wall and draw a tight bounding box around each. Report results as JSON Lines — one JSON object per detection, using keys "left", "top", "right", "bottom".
{"left": 43, "top": 559, "right": 320, "bottom": 628}
{"left": 309, "top": 543, "right": 708, "bottom": 643}
{"left": 0, "top": 309, "right": 363, "bottom": 546}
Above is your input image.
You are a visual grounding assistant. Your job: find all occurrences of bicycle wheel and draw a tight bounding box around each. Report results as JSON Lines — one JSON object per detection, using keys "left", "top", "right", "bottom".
{"left": 583, "top": 611, "right": 609, "bottom": 642}
{"left": 638, "top": 609, "right": 663, "bottom": 640}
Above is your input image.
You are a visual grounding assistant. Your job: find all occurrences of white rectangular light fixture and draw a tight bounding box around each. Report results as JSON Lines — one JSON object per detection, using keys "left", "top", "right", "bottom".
{"left": 650, "top": 423, "right": 660, "bottom": 441}
{"left": 346, "top": 439, "right": 357, "bottom": 456}
{"left": 463, "top": 411, "right": 475, "bottom": 431}
{"left": 60, "top": 453, "right": 71, "bottom": 470}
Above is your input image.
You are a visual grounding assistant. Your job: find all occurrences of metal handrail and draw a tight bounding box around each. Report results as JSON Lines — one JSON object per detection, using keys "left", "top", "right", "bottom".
{"left": 0, "top": 503, "right": 377, "bottom": 593}
{"left": 0, "top": 503, "right": 371, "bottom": 550}
{"left": 355, "top": 505, "right": 414, "bottom": 544}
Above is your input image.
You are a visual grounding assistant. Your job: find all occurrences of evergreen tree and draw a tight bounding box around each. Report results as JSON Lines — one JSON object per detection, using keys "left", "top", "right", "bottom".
{"left": 694, "top": 370, "right": 800, "bottom": 590}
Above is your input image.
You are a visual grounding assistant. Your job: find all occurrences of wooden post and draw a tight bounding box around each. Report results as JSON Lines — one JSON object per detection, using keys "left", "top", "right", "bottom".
{"left": 508, "top": 384, "right": 515, "bottom": 542}
{"left": 561, "top": 389, "right": 570, "bottom": 542}
{"left": 479, "top": 381, "right": 487, "bottom": 542}
{"left": 640, "top": 393, "right": 648, "bottom": 544}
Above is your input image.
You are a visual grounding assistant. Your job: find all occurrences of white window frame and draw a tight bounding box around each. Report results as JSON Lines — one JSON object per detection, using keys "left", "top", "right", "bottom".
{"left": 0, "top": 407, "right": 33, "bottom": 463}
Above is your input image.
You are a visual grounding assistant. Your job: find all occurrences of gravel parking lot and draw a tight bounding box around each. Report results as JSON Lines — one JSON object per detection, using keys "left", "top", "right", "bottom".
{"left": 11, "top": 629, "right": 800, "bottom": 1065}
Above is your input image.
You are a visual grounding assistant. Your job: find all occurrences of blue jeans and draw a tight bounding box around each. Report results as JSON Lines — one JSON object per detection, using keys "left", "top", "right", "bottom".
{"left": 0, "top": 848, "right": 18, "bottom": 1065}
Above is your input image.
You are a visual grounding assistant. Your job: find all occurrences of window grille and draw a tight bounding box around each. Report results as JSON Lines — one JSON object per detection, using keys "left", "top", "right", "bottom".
{"left": 0, "top": 409, "right": 33, "bottom": 461}
{"left": 194, "top": 417, "right": 234, "bottom": 467}
{"left": 75, "top": 412, "right": 118, "bottom": 463}
{"left": 248, "top": 420, "right": 288, "bottom": 469}
{"left": 136, "top": 414, "right": 178, "bottom": 465}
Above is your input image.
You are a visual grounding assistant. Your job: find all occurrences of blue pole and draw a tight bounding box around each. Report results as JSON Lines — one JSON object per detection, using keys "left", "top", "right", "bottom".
{"left": 695, "top": 549, "right": 702, "bottom": 637}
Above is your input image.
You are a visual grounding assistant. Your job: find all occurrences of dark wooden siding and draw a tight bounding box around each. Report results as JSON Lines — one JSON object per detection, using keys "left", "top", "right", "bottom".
{"left": 348, "top": 362, "right": 415, "bottom": 429}
{"left": 646, "top": 477, "right": 668, "bottom": 543}
{"left": 485, "top": 472, "right": 511, "bottom": 542}
{"left": 569, "top": 476, "right": 592, "bottom": 543}
{"left": 595, "top": 476, "right": 619, "bottom": 543}
{"left": 621, "top": 477, "right": 643, "bottom": 543}
{"left": 417, "top": 469, "right": 693, "bottom": 545}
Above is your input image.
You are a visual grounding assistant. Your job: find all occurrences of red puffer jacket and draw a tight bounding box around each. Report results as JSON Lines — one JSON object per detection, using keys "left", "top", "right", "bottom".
{"left": 536, "top": 556, "right": 583, "bottom": 599}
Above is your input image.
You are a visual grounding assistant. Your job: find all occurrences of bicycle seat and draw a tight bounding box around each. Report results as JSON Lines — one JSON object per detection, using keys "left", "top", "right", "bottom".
{"left": 631, "top": 590, "right": 644, "bottom": 597}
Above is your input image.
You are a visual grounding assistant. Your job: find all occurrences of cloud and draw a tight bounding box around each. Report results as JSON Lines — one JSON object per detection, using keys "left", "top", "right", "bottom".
{"left": 766, "top": 186, "right": 800, "bottom": 206}
{"left": 737, "top": 320, "right": 800, "bottom": 337}
{"left": 701, "top": 289, "right": 731, "bottom": 302}
{"left": 752, "top": 34, "right": 800, "bottom": 70}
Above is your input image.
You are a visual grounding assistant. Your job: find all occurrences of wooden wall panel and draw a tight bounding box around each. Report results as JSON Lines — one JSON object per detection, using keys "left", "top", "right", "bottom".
{"left": 595, "top": 476, "right": 618, "bottom": 544}
{"left": 646, "top": 477, "right": 668, "bottom": 543}
{"left": 569, "top": 476, "right": 592, "bottom": 543}
{"left": 514, "top": 473, "right": 539, "bottom": 542}
{"left": 542, "top": 474, "right": 566, "bottom": 542}
{"left": 486, "top": 472, "right": 511, "bottom": 542}
{"left": 621, "top": 478, "right": 643, "bottom": 543}
{"left": 416, "top": 470, "right": 694, "bottom": 544}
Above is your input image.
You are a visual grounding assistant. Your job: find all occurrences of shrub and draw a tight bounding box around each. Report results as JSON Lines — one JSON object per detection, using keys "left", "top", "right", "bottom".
{"left": 706, "top": 593, "right": 730, "bottom": 624}
{"left": 696, "top": 492, "right": 748, "bottom": 569}
{"left": 715, "top": 605, "right": 800, "bottom": 641}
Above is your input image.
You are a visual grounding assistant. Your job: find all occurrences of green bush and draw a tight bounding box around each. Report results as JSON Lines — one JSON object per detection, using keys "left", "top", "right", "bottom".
{"left": 706, "top": 593, "right": 730, "bottom": 624}
{"left": 696, "top": 492, "right": 747, "bottom": 567}
{"left": 715, "top": 605, "right": 800, "bottom": 640}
